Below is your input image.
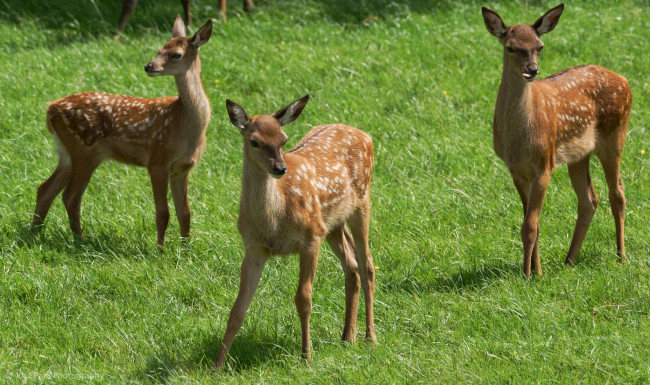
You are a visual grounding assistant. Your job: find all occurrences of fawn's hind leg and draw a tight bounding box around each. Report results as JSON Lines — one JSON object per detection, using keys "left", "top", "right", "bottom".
{"left": 348, "top": 205, "right": 376, "bottom": 343}
{"left": 32, "top": 163, "right": 71, "bottom": 228}
{"left": 326, "top": 225, "right": 360, "bottom": 343}
{"left": 565, "top": 156, "right": 599, "bottom": 266}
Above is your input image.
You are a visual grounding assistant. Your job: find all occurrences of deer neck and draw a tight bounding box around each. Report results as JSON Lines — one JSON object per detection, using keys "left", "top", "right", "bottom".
{"left": 240, "top": 149, "right": 284, "bottom": 228}
{"left": 496, "top": 52, "right": 534, "bottom": 125}
{"left": 175, "top": 57, "right": 211, "bottom": 132}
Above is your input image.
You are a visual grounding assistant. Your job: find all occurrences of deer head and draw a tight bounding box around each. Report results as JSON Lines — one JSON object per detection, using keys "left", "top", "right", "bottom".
{"left": 144, "top": 15, "right": 213, "bottom": 77}
{"left": 226, "top": 95, "right": 310, "bottom": 179}
{"left": 482, "top": 4, "right": 564, "bottom": 81}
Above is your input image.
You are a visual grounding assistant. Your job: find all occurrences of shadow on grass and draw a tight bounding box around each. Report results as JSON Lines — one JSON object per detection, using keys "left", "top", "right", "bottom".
{"left": 0, "top": 0, "right": 527, "bottom": 48}
{"left": 2, "top": 0, "right": 647, "bottom": 47}
{"left": 381, "top": 258, "right": 523, "bottom": 295}
{"left": 381, "top": 250, "right": 624, "bottom": 296}
{"left": 433, "top": 260, "right": 523, "bottom": 292}
{"left": 7, "top": 219, "right": 168, "bottom": 263}
{"left": 141, "top": 331, "right": 295, "bottom": 381}
{"left": 0, "top": 0, "right": 177, "bottom": 35}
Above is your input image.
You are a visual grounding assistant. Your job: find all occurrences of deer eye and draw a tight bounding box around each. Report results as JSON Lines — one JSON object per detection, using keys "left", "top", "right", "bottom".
{"left": 171, "top": 52, "right": 182, "bottom": 59}
{"left": 250, "top": 140, "right": 260, "bottom": 148}
{"left": 506, "top": 46, "right": 515, "bottom": 53}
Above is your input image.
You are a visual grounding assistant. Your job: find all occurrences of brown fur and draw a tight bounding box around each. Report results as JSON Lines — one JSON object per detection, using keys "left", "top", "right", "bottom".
{"left": 32, "top": 17, "right": 213, "bottom": 248}
{"left": 483, "top": 4, "right": 631, "bottom": 277}
{"left": 214, "top": 96, "right": 376, "bottom": 369}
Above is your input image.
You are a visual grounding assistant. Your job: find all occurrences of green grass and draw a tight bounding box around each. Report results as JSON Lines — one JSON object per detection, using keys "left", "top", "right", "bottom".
{"left": 1, "top": 0, "right": 649, "bottom": 382}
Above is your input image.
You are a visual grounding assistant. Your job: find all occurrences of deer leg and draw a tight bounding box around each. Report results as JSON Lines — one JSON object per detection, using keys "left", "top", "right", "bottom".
{"left": 348, "top": 205, "right": 377, "bottom": 343}
{"left": 180, "top": 0, "right": 192, "bottom": 28}
{"left": 61, "top": 162, "right": 99, "bottom": 237}
{"left": 244, "top": 0, "right": 254, "bottom": 12}
{"left": 170, "top": 170, "right": 191, "bottom": 243}
{"left": 116, "top": 0, "right": 138, "bottom": 33}
{"left": 326, "top": 225, "right": 360, "bottom": 344}
{"left": 565, "top": 157, "right": 599, "bottom": 266}
{"left": 149, "top": 166, "right": 170, "bottom": 248}
{"left": 214, "top": 248, "right": 267, "bottom": 369}
{"left": 520, "top": 171, "right": 550, "bottom": 279}
{"left": 32, "top": 164, "right": 72, "bottom": 229}
{"left": 295, "top": 240, "right": 321, "bottom": 361}
{"left": 513, "top": 176, "right": 542, "bottom": 276}
{"left": 219, "top": 0, "right": 227, "bottom": 21}
{"left": 598, "top": 151, "right": 626, "bottom": 263}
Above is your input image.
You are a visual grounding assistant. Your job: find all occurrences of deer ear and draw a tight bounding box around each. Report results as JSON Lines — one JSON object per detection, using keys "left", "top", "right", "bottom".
{"left": 226, "top": 99, "right": 249, "bottom": 130}
{"left": 532, "top": 3, "right": 564, "bottom": 36}
{"left": 191, "top": 19, "right": 213, "bottom": 48}
{"left": 172, "top": 15, "right": 186, "bottom": 38}
{"left": 273, "top": 94, "right": 310, "bottom": 126}
{"left": 482, "top": 7, "right": 508, "bottom": 38}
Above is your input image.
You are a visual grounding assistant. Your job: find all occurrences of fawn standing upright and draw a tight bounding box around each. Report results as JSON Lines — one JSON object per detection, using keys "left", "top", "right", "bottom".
{"left": 482, "top": 4, "right": 632, "bottom": 278}
{"left": 32, "top": 16, "right": 213, "bottom": 248}
{"left": 214, "top": 95, "right": 376, "bottom": 369}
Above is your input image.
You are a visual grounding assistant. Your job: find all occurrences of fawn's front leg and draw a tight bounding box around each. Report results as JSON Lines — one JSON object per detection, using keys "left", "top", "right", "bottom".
{"left": 295, "top": 240, "right": 322, "bottom": 360}
{"left": 214, "top": 247, "right": 268, "bottom": 369}
{"left": 149, "top": 165, "right": 170, "bottom": 248}
{"left": 513, "top": 176, "right": 542, "bottom": 276}
{"left": 520, "top": 171, "right": 551, "bottom": 278}
{"left": 170, "top": 169, "right": 191, "bottom": 242}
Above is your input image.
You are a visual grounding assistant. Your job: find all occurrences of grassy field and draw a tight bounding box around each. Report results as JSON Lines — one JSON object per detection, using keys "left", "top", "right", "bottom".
{"left": 1, "top": 0, "right": 649, "bottom": 383}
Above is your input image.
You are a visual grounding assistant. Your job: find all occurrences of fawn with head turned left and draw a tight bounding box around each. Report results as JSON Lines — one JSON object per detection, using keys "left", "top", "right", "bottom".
{"left": 214, "top": 95, "right": 377, "bottom": 369}
{"left": 32, "top": 16, "right": 212, "bottom": 248}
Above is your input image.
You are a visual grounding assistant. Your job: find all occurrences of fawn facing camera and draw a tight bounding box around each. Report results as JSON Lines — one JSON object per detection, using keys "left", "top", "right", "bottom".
{"left": 482, "top": 4, "right": 632, "bottom": 277}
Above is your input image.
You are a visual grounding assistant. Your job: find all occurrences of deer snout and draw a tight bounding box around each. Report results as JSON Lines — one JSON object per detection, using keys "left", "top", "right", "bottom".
{"left": 523, "top": 66, "right": 539, "bottom": 81}
{"left": 270, "top": 163, "right": 287, "bottom": 179}
{"left": 144, "top": 61, "right": 161, "bottom": 76}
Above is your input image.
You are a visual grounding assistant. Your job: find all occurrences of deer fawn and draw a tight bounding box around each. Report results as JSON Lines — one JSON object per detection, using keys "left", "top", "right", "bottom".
{"left": 482, "top": 4, "right": 632, "bottom": 278}
{"left": 214, "top": 95, "right": 376, "bottom": 369}
{"left": 32, "top": 16, "right": 213, "bottom": 248}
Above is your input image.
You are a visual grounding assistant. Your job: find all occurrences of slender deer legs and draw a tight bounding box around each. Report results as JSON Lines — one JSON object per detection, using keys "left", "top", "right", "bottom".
{"left": 116, "top": 0, "right": 192, "bottom": 35}
{"left": 348, "top": 206, "right": 376, "bottom": 342}
{"left": 219, "top": 0, "right": 255, "bottom": 21}
{"left": 33, "top": 164, "right": 71, "bottom": 228}
{"left": 565, "top": 157, "right": 599, "bottom": 265}
{"left": 148, "top": 165, "right": 171, "bottom": 247}
{"left": 170, "top": 170, "right": 192, "bottom": 241}
{"left": 598, "top": 150, "right": 627, "bottom": 263}
{"left": 519, "top": 172, "right": 550, "bottom": 279}
{"left": 62, "top": 160, "right": 100, "bottom": 236}
{"left": 214, "top": 249, "right": 267, "bottom": 368}
{"left": 513, "top": 176, "right": 542, "bottom": 276}
{"left": 326, "top": 226, "right": 360, "bottom": 343}
{"left": 295, "top": 241, "right": 321, "bottom": 360}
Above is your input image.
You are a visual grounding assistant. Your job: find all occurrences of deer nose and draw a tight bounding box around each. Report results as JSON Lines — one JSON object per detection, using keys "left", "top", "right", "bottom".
{"left": 144, "top": 63, "right": 154, "bottom": 72}
{"left": 274, "top": 165, "right": 287, "bottom": 175}
{"left": 271, "top": 164, "right": 287, "bottom": 178}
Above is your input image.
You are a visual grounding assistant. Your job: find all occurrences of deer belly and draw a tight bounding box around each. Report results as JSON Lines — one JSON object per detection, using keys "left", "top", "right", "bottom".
{"left": 555, "top": 125, "right": 597, "bottom": 166}
{"left": 107, "top": 140, "right": 149, "bottom": 166}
